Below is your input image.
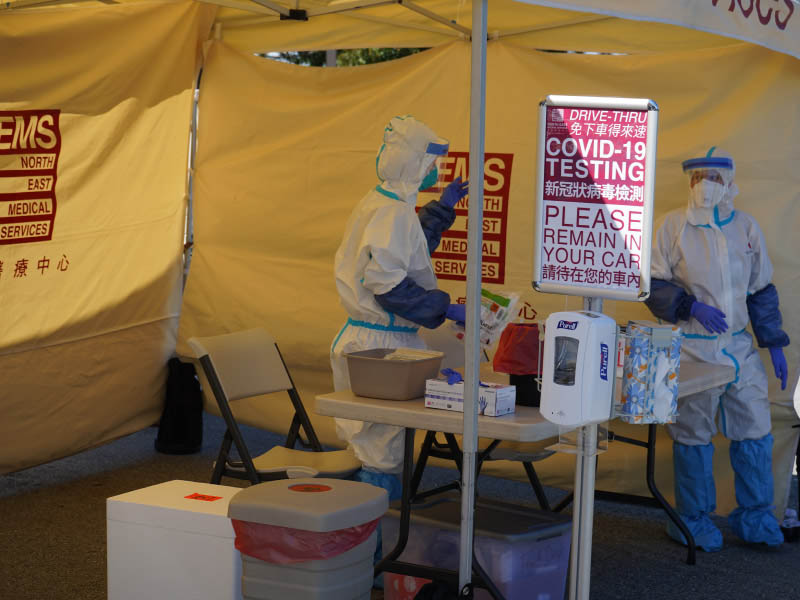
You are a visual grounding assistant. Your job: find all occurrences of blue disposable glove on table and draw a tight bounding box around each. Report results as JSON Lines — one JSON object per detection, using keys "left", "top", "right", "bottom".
{"left": 445, "top": 303, "right": 466, "bottom": 324}
{"left": 768, "top": 347, "right": 788, "bottom": 390}
{"left": 439, "top": 177, "right": 469, "bottom": 209}
{"left": 440, "top": 368, "right": 464, "bottom": 385}
{"left": 690, "top": 301, "right": 728, "bottom": 334}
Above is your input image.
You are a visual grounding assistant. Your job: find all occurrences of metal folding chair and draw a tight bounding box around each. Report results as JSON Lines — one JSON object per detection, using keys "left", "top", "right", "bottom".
{"left": 188, "top": 328, "right": 361, "bottom": 485}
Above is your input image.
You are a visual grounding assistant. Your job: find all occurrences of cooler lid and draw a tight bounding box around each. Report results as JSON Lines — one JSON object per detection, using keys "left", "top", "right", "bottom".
{"left": 227, "top": 478, "right": 388, "bottom": 532}
{"left": 106, "top": 480, "right": 243, "bottom": 538}
{"left": 388, "top": 493, "right": 571, "bottom": 541}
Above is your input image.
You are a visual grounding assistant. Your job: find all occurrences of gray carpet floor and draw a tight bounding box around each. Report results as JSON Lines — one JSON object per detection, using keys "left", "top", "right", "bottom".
{"left": 1, "top": 415, "right": 797, "bottom": 600}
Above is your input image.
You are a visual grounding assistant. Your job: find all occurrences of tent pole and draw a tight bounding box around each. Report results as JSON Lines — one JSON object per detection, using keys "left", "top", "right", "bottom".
{"left": 399, "top": 0, "right": 472, "bottom": 36}
{"left": 250, "top": 0, "right": 290, "bottom": 17}
{"left": 569, "top": 296, "right": 603, "bottom": 600}
{"left": 460, "top": 0, "right": 487, "bottom": 594}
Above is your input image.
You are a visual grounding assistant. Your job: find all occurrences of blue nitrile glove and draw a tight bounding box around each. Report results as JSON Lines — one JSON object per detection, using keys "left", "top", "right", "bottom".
{"left": 690, "top": 301, "right": 728, "bottom": 334}
{"left": 441, "top": 368, "right": 463, "bottom": 385}
{"left": 768, "top": 347, "right": 788, "bottom": 390}
{"left": 439, "top": 177, "right": 469, "bottom": 209}
{"left": 445, "top": 303, "right": 466, "bottom": 324}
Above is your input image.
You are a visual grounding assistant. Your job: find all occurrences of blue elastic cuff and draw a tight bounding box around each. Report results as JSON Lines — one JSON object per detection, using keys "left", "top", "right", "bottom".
{"left": 746, "top": 284, "right": 790, "bottom": 348}
{"left": 375, "top": 276, "right": 450, "bottom": 329}
{"left": 417, "top": 200, "right": 456, "bottom": 254}
{"left": 645, "top": 278, "right": 696, "bottom": 324}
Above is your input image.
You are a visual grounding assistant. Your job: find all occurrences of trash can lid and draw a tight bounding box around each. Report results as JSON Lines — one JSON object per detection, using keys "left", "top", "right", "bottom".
{"left": 227, "top": 478, "right": 388, "bottom": 532}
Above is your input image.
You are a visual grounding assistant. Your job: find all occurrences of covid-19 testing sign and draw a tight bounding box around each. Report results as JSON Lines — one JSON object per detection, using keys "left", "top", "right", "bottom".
{"left": 533, "top": 96, "right": 658, "bottom": 301}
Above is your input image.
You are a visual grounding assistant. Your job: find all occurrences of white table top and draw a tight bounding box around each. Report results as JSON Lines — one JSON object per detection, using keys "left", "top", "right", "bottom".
{"left": 315, "top": 360, "right": 734, "bottom": 443}
{"left": 317, "top": 390, "right": 560, "bottom": 442}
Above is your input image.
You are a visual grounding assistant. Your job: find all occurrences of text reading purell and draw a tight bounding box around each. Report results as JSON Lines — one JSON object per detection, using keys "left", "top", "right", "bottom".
{"left": 599, "top": 343, "right": 609, "bottom": 381}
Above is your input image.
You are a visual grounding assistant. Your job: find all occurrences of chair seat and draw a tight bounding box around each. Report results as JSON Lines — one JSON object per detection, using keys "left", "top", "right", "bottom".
{"left": 227, "top": 446, "right": 361, "bottom": 479}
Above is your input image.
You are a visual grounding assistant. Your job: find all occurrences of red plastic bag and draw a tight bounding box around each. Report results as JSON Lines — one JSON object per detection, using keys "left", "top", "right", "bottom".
{"left": 231, "top": 518, "right": 380, "bottom": 565}
{"left": 492, "top": 323, "right": 541, "bottom": 375}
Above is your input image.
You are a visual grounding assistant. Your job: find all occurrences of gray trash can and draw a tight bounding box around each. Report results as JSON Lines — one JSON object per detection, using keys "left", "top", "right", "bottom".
{"left": 228, "top": 478, "right": 388, "bottom": 600}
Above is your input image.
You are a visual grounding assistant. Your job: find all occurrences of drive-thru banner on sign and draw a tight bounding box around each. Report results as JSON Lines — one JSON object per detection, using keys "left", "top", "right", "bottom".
{"left": 534, "top": 96, "right": 658, "bottom": 302}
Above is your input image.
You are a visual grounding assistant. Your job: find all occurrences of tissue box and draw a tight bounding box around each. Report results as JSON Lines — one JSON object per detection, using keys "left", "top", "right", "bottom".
{"left": 424, "top": 379, "right": 516, "bottom": 416}
{"left": 618, "top": 321, "right": 681, "bottom": 424}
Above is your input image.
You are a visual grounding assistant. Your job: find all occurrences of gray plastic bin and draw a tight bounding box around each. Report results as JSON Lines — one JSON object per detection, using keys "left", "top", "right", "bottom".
{"left": 382, "top": 493, "right": 571, "bottom": 600}
{"left": 228, "top": 478, "right": 388, "bottom": 600}
{"left": 346, "top": 348, "right": 444, "bottom": 400}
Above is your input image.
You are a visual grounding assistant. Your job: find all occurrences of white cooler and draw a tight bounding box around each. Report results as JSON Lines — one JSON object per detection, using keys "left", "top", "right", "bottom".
{"left": 107, "top": 479, "right": 244, "bottom": 600}
{"left": 227, "top": 478, "right": 388, "bottom": 600}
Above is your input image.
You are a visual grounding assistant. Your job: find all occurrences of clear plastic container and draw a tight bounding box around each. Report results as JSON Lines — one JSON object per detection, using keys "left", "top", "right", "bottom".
{"left": 382, "top": 493, "right": 571, "bottom": 600}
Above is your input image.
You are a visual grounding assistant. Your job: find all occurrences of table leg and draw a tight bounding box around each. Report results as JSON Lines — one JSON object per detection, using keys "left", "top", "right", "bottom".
{"left": 472, "top": 554, "right": 506, "bottom": 600}
{"left": 375, "top": 427, "right": 416, "bottom": 574}
{"left": 409, "top": 431, "right": 435, "bottom": 499}
{"left": 444, "top": 433, "right": 464, "bottom": 471}
{"left": 523, "top": 462, "right": 552, "bottom": 511}
{"left": 646, "top": 424, "right": 696, "bottom": 565}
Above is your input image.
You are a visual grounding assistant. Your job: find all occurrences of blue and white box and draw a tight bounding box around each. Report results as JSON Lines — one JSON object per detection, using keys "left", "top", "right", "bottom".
{"left": 424, "top": 379, "right": 516, "bottom": 417}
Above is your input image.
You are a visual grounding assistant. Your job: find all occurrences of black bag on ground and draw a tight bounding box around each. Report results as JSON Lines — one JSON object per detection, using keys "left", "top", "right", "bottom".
{"left": 155, "top": 357, "right": 203, "bottom": 454}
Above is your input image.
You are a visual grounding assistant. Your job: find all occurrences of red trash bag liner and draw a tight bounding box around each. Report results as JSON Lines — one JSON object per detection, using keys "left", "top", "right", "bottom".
{"left": 231, "top": 518, "right": 380, "bottom": 565}
{"left": 492, "top": 323, "right": 541, "bottom": 375}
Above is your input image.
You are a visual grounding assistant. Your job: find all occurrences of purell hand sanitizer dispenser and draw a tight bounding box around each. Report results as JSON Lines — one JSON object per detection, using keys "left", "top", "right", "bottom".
{"left": 540, "top": 311, "right": 617, "bottom": 427}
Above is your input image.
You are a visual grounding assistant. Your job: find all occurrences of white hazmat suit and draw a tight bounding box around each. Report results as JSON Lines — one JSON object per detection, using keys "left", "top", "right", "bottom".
{"left": 331, "top": 115, "right": 464, "bottom": 476}
{"left": 646, "top": 148, "right": 789, "bottom": 550}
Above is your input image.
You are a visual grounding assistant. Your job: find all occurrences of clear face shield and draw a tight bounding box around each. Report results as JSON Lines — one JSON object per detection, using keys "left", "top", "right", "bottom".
{"left": 682, "top": 156, "right": 734, "bottom": 210}
{"left": 417, "top": 140, "right": 452, "bottom": 193}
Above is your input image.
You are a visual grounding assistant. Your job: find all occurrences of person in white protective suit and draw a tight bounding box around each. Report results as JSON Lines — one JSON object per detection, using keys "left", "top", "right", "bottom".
{"left": 330, "top": 115, "right": 469, "bottom": 497}
{"left": 645, "top": 147, "right": 790, "bottom": 551}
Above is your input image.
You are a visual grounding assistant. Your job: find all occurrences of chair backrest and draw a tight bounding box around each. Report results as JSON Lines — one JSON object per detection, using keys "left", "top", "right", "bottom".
{"left": 187, "top": 328, "right": 294, "bottom": 402}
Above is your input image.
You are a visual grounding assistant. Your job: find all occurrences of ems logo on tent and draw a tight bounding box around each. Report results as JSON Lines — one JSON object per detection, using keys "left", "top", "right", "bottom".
{"left": 0, "top": 109, "right": 61, "bottom": 245}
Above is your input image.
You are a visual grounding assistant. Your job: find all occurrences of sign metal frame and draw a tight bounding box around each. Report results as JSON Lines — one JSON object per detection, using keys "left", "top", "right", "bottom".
{"left": 532, "top": 95, "right": 658, "bottom": 302}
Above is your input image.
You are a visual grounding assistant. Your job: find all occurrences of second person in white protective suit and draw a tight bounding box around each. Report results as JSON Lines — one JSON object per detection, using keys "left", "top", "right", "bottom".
{"left": 645, "top": 147, "right": 790, "bottom": 551}
{"left": 330, "top": 115, "right": 468, "bottom": 497}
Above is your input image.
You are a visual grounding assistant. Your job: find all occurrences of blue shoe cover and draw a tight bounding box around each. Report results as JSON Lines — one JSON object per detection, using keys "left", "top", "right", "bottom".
{"left": 350, "top": 468, "right": 403, "bottom": 574}
{"left": 350, "top": 468, "right": 402, "bottom": 501}
{"left": 670, "top": 442, "right": 721, "bottom": 551}
{"left": 729, "top": 435, "right": 783, "bottom": 546}
{"left": 729, "top": 508, "right": 784, "bottom": 546}
{"left": 666, "top": 514, "right": 723, "bottom": 552}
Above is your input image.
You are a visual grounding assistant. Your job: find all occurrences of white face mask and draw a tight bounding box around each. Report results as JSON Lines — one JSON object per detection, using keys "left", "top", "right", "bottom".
{"left": 688, "top": 180, "right": 726, "bottom": 209}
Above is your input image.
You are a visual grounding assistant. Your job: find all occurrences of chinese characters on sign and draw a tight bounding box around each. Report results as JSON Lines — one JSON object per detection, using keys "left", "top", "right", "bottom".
{"left": 455, "top": 295, "right": 538, "bottom": 322}
{"left": 0, "top": 110, "right": 61, "bottom": 245}
{"left": 536, "top": 100, "right": 655, "bottom": 299}
{"left": 418, "top": 151, "right": 513, "bottom": 285}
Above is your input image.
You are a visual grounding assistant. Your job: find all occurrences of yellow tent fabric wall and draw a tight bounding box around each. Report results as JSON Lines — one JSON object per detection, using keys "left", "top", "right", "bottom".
{"left": 0, "top": 0, "right": 216, "bottom": 473}
{"left": 178, "top": 39, "right": 800, "bottom": 515}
